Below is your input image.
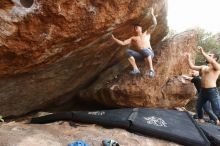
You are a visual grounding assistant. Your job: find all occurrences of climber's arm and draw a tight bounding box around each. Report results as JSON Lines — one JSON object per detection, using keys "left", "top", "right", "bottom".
{"left": 198, "top": 46, "right": 220, "bottom": 71}
{"left": 144, "top": 8, "right": 157, "bottom": 34}
{"left": 112, "top": 35, "right": 132, "bottom": 46}
{"left": 186, "top": 54, "right": 203, "bottom": 71}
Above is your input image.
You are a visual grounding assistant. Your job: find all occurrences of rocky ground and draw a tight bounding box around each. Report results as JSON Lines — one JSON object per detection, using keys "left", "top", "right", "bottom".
{"left": 0, "top": 112, "right": 181, "bottom": 146}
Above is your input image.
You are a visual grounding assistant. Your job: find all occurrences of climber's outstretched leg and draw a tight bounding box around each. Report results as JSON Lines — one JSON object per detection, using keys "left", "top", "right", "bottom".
{"left": 128, "top": 56, "right": 140, "bottom": 75}
{"left": 142, "top": 48, "right": 155, "bottom": 78}
{"left": 145, "top": 56, "right": 155, "bottom": 78}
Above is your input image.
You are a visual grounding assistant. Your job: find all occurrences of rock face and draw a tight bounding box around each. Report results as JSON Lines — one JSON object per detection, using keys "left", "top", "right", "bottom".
{"left": 0, "top": 0, "right": 168, "bottom": 116}
{"left": 0, "top": 120, "right": 180, "bottom": 146}
{"left": 80, "top": 30, "right": 197, "bottom": 108}
{"left": 0, "top": 0, "right": 168, "bottom": 76}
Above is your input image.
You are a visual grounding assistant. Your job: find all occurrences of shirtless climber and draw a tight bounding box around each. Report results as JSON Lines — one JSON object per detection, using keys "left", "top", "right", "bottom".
{"left": 112, "top": 8, "right": 157, "bottom": 78}
{"left": 186, "top": 46, "right": 220, "bottom": 125}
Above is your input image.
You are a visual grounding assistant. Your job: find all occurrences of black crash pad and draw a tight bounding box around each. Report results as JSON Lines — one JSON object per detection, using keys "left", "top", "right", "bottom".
{"left": 31, "top": 108, "right": 210, "bottom": 146}
{"left": 200, "top": 123, "right": 220, "bottom": 146}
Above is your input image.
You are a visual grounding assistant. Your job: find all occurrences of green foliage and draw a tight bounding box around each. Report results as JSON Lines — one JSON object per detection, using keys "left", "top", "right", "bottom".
{"left": 0, "top": 115, "right": 4, "bottom": 122}
{"left": 196, "top": 28, "right": 220, "bottom": 65}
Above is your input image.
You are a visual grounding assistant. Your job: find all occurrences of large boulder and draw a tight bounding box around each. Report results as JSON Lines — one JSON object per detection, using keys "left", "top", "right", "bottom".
{"left": 0, "top": 0, "right": 168, "bottom": 116}
{"left": 80, "top": 30, "right": 197, "bottom": 108}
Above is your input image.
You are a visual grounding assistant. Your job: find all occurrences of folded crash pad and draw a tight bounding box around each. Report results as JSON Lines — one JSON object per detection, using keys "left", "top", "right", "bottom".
{"left": 200, "top": 123, "right": 220, "bottom": 146}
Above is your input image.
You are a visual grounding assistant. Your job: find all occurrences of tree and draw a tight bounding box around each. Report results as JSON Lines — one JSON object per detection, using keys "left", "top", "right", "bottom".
{"left": 196, "top": 28, "right": 220, "bottom": 65}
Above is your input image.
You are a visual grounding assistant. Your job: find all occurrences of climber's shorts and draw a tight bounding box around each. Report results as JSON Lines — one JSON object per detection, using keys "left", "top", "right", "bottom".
{"left": 126, "top": 48, "right": 154, "bottom": 61}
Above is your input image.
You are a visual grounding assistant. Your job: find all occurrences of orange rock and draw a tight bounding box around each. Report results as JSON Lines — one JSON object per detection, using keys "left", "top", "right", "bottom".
{"left": 0, "top": 0, "right": 14, "bottom": 9}
{"left": 80, "top": 30, "right": 197, "bottom": 108}
{"left": 0, "top": 0, "right": 169, "bottom": 116}
{"left": 0, "top": 0, "right": 168, "bottom": 76}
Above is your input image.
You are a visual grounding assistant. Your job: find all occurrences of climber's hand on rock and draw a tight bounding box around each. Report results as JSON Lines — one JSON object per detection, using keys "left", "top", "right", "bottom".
{"left": 149, "top": 7, "right": 154, "bottom": 14}
{"left": 144, "top": 7, "right": 153, "bottom": 16}
{"left": 145, "top": 7, "right": 154, "bottom": 15}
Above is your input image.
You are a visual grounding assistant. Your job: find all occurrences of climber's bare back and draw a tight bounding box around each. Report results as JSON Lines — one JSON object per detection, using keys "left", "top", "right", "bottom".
{"left": 130, "top": 32, "right": 152, "bottom": 51}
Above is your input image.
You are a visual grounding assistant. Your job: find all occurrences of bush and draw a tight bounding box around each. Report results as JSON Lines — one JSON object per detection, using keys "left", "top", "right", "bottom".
{"left": 196, "top": 28, "right": 220, "bottom": 65}
{"left": 0, "top": 115, "right": 4, "bottom": 122}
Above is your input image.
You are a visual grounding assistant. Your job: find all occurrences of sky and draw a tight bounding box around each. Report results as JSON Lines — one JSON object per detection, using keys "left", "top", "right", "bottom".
{"left": 168, "top": 0, "right": 220, "bottom": 33}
